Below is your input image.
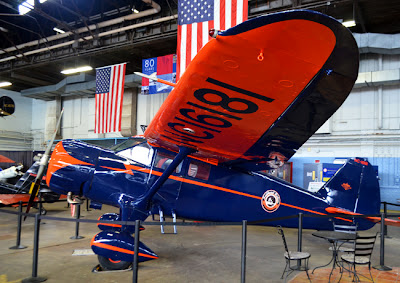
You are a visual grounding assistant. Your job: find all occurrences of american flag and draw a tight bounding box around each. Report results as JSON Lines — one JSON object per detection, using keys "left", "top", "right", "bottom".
{"left": 177, "top": 0, "right": 248, "bottom": 79}
{"left": 95, "top": 63, "right": 126, "bottom": 134}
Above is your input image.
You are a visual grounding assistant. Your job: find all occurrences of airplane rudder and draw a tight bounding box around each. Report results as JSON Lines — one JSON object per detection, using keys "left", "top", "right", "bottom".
{"left": 354, "top": 158, "right": 381, "bottom": 215}
{"left": 323, "top": 158, "right": 380, "bottom": 214}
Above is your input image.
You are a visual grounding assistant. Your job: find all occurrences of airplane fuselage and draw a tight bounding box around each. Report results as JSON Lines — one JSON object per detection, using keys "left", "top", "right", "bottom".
{"left": 47, "top": 139, "right": 376, "bottom": 231}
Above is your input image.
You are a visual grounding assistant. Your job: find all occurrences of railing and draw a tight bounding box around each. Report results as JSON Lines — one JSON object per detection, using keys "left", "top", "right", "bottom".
{"left": 382, "top": 201, "right": 400, "bottom": 236}
{"left": 1, "top": 201, "right": 400, "bottom": 283}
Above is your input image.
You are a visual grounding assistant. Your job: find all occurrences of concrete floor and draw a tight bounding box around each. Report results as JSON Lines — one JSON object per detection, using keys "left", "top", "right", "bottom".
{"left": 1, "top": 202, "right": 400, "bottom": 283}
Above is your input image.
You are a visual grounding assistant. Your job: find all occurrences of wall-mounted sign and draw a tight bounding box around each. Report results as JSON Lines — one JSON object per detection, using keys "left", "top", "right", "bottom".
{"left": 0, "top": 96, "right": 15, "bottom": 117}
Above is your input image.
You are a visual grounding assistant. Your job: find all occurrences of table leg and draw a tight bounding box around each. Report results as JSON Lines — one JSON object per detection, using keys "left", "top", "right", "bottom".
{"left": 312, "top": 240, "right": 335, "bottom": 274}
{"left": 328, "top": 241, "right": 338, "bottom": 282}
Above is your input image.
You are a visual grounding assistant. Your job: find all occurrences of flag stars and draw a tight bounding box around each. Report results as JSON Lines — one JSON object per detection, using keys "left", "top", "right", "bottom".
{"left": 178, "top": 0, "right": 213, "bottom": 25}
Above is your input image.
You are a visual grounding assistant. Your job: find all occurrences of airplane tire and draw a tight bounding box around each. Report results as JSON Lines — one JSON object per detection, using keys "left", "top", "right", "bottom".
{"left": 98, "top": 255, "right": 131, "bottom": 270}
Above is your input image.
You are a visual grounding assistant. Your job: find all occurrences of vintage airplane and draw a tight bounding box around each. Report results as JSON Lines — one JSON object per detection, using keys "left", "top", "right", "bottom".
{"left": 0, "top": 161, "right": 60, "bottom": 208}
{"left": 25, "top": 10, "right": 386, "bottom": 270}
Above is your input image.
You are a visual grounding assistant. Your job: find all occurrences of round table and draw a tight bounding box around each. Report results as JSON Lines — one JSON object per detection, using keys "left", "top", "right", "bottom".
{"left": 312, "top": 231, "right": 357, "bottom": 282}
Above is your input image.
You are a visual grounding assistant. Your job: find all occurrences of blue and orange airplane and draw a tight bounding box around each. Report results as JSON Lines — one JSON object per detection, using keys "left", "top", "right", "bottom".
{"left": 25, "top": 10, "right": 389, "bottom": 270}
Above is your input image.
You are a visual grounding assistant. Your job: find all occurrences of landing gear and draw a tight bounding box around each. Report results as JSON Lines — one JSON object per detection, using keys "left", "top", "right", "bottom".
{"left": 97, "top": 255, "right": 131, "bottom": 270}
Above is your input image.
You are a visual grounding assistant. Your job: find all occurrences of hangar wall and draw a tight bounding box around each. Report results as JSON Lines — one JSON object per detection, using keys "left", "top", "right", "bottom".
{"left": 136, "top": 92, "right": 169, "bottom": 134}
{"left": 293, "top": 50, "right": 400, "bottom": 206}
{"left": 0, "top": 89, "right": 33, "bottom": 150}
{"left": 30, "top": 87, "right": 138, "bottom": 151}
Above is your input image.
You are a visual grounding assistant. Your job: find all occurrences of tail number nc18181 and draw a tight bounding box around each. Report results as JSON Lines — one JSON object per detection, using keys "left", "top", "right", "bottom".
{"left": 162, "top": 77, "right": 275, "bottom": 147}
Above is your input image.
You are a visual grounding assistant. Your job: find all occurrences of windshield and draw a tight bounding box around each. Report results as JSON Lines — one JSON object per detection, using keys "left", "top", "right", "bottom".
{"left": 110, "top": 137, "right": 146, "bottom": 152}
{"left": 116, "top": 142, "right": 154, "bottom": 166}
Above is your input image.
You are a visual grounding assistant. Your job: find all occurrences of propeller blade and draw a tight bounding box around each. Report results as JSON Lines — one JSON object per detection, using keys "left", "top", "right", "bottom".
{"left": 24, "top": 181, "right": 40, "bottom": 218}
{"left": 24, "top": 109, "right": 64, "bottom": 218}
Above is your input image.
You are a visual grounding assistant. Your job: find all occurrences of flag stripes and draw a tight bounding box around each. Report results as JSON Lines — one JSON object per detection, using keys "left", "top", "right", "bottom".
{"left": 177, "top": 0, "right": 247, "bottom": 80}
{"left": 95, "top": 63, "right": 126, "bottom": 134}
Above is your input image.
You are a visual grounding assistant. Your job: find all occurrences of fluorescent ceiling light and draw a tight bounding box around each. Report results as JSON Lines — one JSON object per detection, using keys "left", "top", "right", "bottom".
{"left": 61, "top": 66, "right": 93, "bottom": 75}
{"left": 0, "top": 82, "right": 12, "bottom": 88}
{"left": 53, "top": 27, "right": 65, "bottom": 34}
{"left": 19, "top": 0, "right": 34, "bottom": 15}
{"left": 342, "top": 20, "right": 356, "bottom": 27}
{"left": 132, "top": 8, "right": 139, "bottom": 13}
{"left": 19, "top": 0, "right": 48, "bottom": 15}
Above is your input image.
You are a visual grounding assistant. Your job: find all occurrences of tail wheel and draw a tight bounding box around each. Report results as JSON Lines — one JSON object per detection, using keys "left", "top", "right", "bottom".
{"left": 98, "top": 255, "right": 131, "bottom": 270}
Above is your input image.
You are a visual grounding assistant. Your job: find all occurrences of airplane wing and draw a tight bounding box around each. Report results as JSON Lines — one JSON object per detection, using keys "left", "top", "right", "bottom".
{"left": 145, "top": 10, "right": 359, "bottom": 170}
{"left": 326, "top": 207, "right": 400, "bottom": 227}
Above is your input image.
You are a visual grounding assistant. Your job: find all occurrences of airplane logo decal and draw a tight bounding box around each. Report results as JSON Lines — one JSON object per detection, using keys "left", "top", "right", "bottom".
{"left": 261, "top": 190, "right": 281, "bottom": 213}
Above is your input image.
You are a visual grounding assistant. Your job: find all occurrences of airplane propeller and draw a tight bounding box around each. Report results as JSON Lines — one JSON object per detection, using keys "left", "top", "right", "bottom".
{"left": 24, "top": 109, "right": 64, "bottom": 218}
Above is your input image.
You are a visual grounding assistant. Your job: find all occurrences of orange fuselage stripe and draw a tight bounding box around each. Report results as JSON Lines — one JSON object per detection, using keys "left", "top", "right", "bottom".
{"left": 103, "top": 164, "right": 334, "bottom": 216}
{"left": 98, "top": 223, "right": 122, "bottom": 228}
{"left": 91, "top": 242, "right": 158, "bottom": 259}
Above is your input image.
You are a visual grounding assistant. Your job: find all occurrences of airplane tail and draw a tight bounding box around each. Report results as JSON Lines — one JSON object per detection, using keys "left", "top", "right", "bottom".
{"left": 318, "top": 158, "right": 380, "bottom": 229}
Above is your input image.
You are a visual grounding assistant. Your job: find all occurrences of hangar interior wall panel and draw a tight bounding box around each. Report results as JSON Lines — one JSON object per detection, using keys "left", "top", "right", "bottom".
{"left": 294, "top": 52, "right": 400, "bottom": 207}
{"left": 0, "top": 90, "right": 33, "bottom": 151}
{"left": 136, "top": 91, "right": 169, "bottom": 135}
{"left": 63, "top": 96, "right": 94, "bottom": 139}
{"left": 121, "top": 88, "right": 138, "bottom": 137}
{"left": 384, "top": 85, "right": 400, "bottom": 130}
{"left": 30, "top": 87, "right": 139, "bottom": 150}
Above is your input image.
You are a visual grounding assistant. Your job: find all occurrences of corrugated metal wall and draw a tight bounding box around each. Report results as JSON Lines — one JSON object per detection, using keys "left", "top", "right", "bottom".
{"left": 136, "top": 92, "right": 169, "bottom": 134}
{"left": 295, "top": 51, "right": 400, "bottom": 207}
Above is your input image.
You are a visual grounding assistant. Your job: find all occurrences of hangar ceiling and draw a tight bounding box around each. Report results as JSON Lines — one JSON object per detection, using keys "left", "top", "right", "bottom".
{"left": 0, "top": 0, "right": 400, "bottom": 97}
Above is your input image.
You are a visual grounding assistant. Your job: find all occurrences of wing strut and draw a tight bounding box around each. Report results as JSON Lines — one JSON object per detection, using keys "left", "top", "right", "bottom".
{"left": 120, "top": 146, "right": 195, "bottom": 224}
{"left": 146, "top": 146, "right": 195, "bottom": 202}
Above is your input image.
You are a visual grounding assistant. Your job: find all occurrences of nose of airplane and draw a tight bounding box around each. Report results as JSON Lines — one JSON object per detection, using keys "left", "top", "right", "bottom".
{"left": 46, "top": 140, "right": 98, "bottom": 196}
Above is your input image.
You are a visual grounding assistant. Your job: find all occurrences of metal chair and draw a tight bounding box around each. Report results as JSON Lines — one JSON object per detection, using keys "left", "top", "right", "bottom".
{"left": 277, "top": 226, "right": 311, "bottom": 282}
{"left": 339, "top": 233, "right": 378, "bottom": 282}
{"left": 331, "top": 221, "right": 357, "bottom": 253}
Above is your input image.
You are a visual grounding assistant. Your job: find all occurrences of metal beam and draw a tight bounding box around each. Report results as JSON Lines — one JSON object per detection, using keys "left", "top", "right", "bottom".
{"left": 11, "top": 72, "right": 50, "bottom": 86}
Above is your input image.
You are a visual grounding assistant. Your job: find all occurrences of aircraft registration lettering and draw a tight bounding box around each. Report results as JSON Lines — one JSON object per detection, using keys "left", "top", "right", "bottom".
{"left": 161, "top": 77, "right": 274, "bottom": 153}
{"left": 145, "top": 17, "right": 337, "bottom": 162}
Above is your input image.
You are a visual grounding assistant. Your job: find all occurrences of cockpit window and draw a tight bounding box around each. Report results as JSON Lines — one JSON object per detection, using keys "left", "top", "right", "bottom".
{"left": 154, "top": 151, "right": 182, "bottom": 173}
{"left": 116, "top": 142, "right": 153, "bottom": 166}
{"left": 187, "top": 160, "right": 211, "bottom": 180}
{"left": 110, "top": 137, "right": 145, "bottom": 152}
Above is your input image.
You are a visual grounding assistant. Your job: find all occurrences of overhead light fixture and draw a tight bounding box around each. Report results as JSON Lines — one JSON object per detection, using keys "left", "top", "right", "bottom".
{"left": 0, "top": 82, "right": 12, "bottom": 88}
{"left": 342, "top": 20, "right": 356, "bottom": 27}
{"left": 61, "top": 66, "right": 93, "bottom": 75}
{"left": 53, "top": 27, "right": 65, "bottom": 34}
{"left": 18, "top": 0, "right": 48, "bottom": 15}
{"left": 18, "top": 0, "right": 34, "bottom": 15}
{"left": 132, "top": 5, "right": 139, "bottom": 13}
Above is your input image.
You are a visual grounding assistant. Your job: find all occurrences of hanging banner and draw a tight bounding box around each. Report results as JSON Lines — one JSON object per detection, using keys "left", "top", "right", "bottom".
{"left": 141, "top": 54, "right": 176, "bottom": 95}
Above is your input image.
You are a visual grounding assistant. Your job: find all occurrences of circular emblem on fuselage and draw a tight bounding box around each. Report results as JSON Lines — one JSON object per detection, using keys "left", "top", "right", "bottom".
{"left": 261, "top": 190, "right": 281, "bottom": 213}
